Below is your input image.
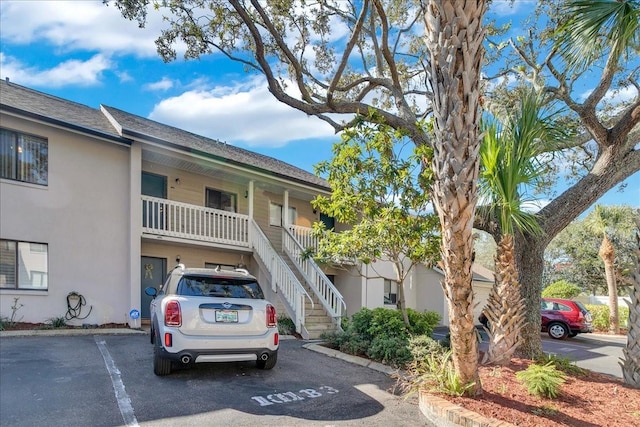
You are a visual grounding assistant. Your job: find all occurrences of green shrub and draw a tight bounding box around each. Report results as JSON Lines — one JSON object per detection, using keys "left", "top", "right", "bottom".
{"left": 367, "top": 335, "right": 412, "bottom": 367}
{"left": 321, "top": 307, "right": 441, "bottom": 367}
{"left": 586, "top": 304, "right": 630, "bottom": 331}
{"left": 406, "top": 309, "right": 441, "bottom": 336}
{"left": 536, "top": 353, "right": 584, "bottom": 376}
{"left": 277, "top": 316, "right": 296, "bottom": 335}
{"left": 402, "top": 346, "right": 474, "bottom": 396}
{"left": 516, "top": 362, "right": 566, "bottom": 399}
{"left": 542, "top": 280, "right": 581, "bottom": 299}
{"left": 45, "top": 317, "right": 67, "bottom": 329}
{"left": 408, "top": 335, "right": 447, "bottom": 360}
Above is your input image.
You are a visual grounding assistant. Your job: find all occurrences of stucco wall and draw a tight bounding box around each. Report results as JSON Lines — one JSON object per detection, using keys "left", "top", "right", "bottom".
{"left": 0, "top": 115, "right": 131, "bottom": 325}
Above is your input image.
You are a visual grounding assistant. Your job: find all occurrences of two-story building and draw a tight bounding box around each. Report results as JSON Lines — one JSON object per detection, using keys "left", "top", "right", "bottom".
{"left": 0, "top": 80, "right": 492, "bottom": 337}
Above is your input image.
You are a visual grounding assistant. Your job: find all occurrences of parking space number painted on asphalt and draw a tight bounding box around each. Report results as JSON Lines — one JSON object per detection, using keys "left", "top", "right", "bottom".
{"left": 251, "top": 386, "right": 339, "bottom": 406}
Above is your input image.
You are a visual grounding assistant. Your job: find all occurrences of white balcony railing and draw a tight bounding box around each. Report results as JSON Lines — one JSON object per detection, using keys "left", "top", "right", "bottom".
{"left": 284, "top": 225, "right": 345, "bottom": 323}
{"left": 288, "top": 224, "right": 318, "bottom": 252}
{"left": 141, "top": 195, "right": 249, "bottom": 247}
{"left": 250, "top": 219, "right": 313, "bottom": 334}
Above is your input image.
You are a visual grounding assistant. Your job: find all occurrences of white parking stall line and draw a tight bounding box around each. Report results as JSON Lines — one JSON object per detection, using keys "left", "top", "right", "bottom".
{"left": 94, "top": 336, "right": 139, "bottom": 427}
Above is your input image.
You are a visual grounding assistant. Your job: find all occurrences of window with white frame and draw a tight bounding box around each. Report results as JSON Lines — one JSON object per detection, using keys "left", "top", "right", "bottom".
{"left": 0, "top": 240, "right": 48, "bottom": 290}
{"left": 0, "top": 128, "right": 48, "bottom": 185}
{"left": 384, "top": 279, "right": 397, "bottom": 305}
{"left": 205, "top": 187, "right": 237, "bottom": 212}
{"left": 269, "top": 203, "right": 297, "bottom": 227}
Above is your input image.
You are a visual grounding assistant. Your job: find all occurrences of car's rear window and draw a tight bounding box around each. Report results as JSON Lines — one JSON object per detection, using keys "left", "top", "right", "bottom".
{"left": 574, "top": 301, "right": 589, "bottom": 313}
{"left": 177, "top": 276, "right": 265, "bottom": 299}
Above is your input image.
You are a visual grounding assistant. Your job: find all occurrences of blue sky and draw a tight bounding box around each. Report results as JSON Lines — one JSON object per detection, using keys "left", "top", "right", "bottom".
{"left": 0, "top": 0, "right": 638, "bottom": 209}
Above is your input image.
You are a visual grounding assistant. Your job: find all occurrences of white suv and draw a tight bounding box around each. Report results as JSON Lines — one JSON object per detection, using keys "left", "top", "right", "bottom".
{"left": 145, "top": 264, "right": 279, "bottom": 376}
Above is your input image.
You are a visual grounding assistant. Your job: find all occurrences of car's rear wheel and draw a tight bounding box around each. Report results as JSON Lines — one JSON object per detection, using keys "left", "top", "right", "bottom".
{"left": 153, "top": 346, "right": 172, "bottom": 376}
{"left": 548, "top": 322, "right": 569, "bottom": 340}
{"left": 568, "top": 331, "right": 578, "bottom": 338}
{"left": 153, "top": 329, "right": 172, "bottom": 376}
{"left": 256, "top": 351, "right": 277, "bottom": 370}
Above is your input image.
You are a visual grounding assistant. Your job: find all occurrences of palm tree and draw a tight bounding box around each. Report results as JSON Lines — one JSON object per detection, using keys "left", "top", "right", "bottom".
{"left": 478, "top": 89, "right": 564, "bottom": 365}
{"left": 423, "top": 0, "right": 487, "bottom": 395}
{"left": 584, "top": 205, "right": 634, "bottom": 334}
{"left": 620, "top": 209, "right": 640, "bottom": 388}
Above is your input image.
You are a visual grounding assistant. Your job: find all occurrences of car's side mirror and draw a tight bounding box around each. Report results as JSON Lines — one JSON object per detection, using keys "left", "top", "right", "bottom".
{"left": 145, "top": 287, "right": 158, "bottom": 297}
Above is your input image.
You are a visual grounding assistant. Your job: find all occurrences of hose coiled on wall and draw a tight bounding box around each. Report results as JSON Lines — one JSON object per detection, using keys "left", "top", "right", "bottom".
{"left": 65, "top": 291, "right": 93, "bottom": 320}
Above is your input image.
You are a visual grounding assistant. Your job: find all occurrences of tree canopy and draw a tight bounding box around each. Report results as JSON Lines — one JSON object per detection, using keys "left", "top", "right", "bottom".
{"left": 545, "top": 205, "right": 638, "bottom": 296}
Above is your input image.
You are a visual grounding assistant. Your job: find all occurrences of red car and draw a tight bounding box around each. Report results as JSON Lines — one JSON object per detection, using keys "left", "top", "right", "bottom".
{"left": 541, "top": 298, "right": 593, "bottom": 340}
{"left": 479, "top": 297, "right": 593, "bottom": 340}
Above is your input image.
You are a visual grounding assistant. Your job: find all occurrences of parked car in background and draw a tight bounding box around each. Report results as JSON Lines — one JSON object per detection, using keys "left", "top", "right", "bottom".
{"left": 145, "top": 264, "right": 279, "bottom": 376}
{"left": 541, "top": 297, "right": 593, "bottom": 340}
{"left": 478, "top": 297, "right": 593, "bottom": 340}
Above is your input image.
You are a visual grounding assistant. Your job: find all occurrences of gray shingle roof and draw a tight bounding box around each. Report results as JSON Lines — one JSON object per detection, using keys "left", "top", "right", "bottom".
{"left": 0, "top": 79, "right": 329, "bottom": 190}
{"left": 101, "top": 105, "right": 329, "bottom": 189}
{"left": 0, "top": 79, "right": 124, "bottom": 141}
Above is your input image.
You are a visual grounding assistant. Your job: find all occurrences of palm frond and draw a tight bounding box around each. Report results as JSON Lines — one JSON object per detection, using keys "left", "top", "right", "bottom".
{"left": 555, "top": 0, "right": 640, "bottom": 71}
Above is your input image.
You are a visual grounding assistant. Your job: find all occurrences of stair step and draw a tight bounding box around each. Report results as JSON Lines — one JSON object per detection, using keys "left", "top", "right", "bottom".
{"left": 305, "top": 316, "right": 333, "bottom": 324}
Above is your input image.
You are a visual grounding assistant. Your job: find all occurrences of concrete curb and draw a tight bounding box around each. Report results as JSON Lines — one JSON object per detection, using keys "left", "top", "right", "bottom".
{"left": 303, "top": 342, "right": 514, "bottom": 427}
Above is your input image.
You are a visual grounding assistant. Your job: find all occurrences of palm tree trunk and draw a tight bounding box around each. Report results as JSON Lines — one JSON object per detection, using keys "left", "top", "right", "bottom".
{"left": 599, "top": 235, "right": 619, "bottom": 334}
{"left": 514, "top": 233, "right": 545, "bottom": 359}
{"left": 620, "top": 212, "right": 640, "bottom": 388}
{"left": 482, "top": 235, "right": 525, "bottom": 365}
{"left": 423, "top": 0, "right": 487, "bottom": 396}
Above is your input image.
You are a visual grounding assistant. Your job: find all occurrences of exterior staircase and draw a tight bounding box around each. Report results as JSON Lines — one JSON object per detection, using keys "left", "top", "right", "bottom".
{"left": 280, "top": 255, "right": 337, "bottom": 339}
{"left": 250, "top": 219, "right": 340, "bottom": 339}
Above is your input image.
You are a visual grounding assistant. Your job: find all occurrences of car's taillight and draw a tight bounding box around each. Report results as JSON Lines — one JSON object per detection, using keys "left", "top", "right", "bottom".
{"left": 266, "top": 304, "right": 277, "bottom": 328}
{"left": 165, "top": 300, "right": 181, "bottom": 326}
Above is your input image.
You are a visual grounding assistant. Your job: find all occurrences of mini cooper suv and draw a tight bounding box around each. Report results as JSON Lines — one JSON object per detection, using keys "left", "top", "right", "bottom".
{"left": 145, "top": 264, "right": 279, "bottom": 376}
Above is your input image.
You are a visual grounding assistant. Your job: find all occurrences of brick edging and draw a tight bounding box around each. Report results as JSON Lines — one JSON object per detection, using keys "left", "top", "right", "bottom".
{"left": 419, "top": 391, "right": 516, "bottom": 427}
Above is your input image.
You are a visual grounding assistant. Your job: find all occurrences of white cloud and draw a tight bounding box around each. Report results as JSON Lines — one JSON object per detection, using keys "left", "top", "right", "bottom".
{"left": 144, "top": 77, "right": 175, "bottom": 91}
{"left": 148, "top": 76, "right": 336, "bottom": 147}
{"left": 0, "top": 53, "right": 111, "bottom": 87}
{"left": 490, "top": 0, "right": 532, "bottom": 16}
{"left": 0, "top": 0, "right": 163, "bottom": 57}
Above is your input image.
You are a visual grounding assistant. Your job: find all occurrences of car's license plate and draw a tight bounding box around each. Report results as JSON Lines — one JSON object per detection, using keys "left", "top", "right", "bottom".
{"left": 216, "top": 310, "right": 238, "bottom": 323}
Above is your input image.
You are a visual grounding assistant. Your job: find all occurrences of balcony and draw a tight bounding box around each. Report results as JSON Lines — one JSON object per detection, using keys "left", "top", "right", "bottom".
{"left": 141, "top": 195, "right": 250, "bottom": 248}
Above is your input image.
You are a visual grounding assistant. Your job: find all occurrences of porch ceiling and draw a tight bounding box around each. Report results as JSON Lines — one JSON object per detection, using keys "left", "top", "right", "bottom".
{"left": 142, "top": 149, "right": 322, "bottom": 202}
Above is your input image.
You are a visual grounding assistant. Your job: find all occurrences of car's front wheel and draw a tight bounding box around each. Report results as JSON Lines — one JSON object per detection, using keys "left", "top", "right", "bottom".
{"left": 568, "top": 331, "right": 579, "bottom": 338}
{"left": 548, "top": 322, "right": 569, "bottom": 340}
{"left": 256, "top": 351, "right": 277, "bottom": 370}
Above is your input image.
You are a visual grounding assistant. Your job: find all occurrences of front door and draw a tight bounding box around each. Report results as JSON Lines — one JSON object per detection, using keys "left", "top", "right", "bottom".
{"left": 141, "top": 256, "right": 166, "bottom": 319}
{"left": 142, "top": 172, "right": 167, "bottom": 229}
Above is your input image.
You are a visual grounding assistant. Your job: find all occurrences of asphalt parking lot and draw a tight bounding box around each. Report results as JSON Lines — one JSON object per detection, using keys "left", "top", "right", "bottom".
{"left": 0, "top": 333, "right": 426, "bottom": 427}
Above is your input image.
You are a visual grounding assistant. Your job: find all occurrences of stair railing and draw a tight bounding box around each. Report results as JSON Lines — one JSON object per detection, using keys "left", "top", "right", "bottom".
{"left": 283, "top": 225, "right": 345, "bottom": 324}
{"left": 249, "top": 219, "right": 313, "bottom": 333}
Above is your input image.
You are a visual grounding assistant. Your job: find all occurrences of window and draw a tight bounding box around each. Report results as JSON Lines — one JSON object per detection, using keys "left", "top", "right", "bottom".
{"left": 269, "top": 203, "right": 297, "bottom": 227}
{"left": 0, "top": 240, "right": 48, "bottom": 290}
{"left": 270, "top": 203, "right": 282, "bottom": 226}
{"left": 206, "top": 188, "right": 237, "bottom": 212}
{"left": 320, "top": 212, "right": 335, "bottom": 230}
{"left": 384, "top": 279, "right": 397, "bottom": 305}
{"left": 0, "top": 129, "right": 48, "bottom": 185}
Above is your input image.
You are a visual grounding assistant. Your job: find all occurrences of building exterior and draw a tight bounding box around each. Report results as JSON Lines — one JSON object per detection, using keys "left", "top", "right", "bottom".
{"left": 0, "top": 80, "right": 491, "bottom": 336}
